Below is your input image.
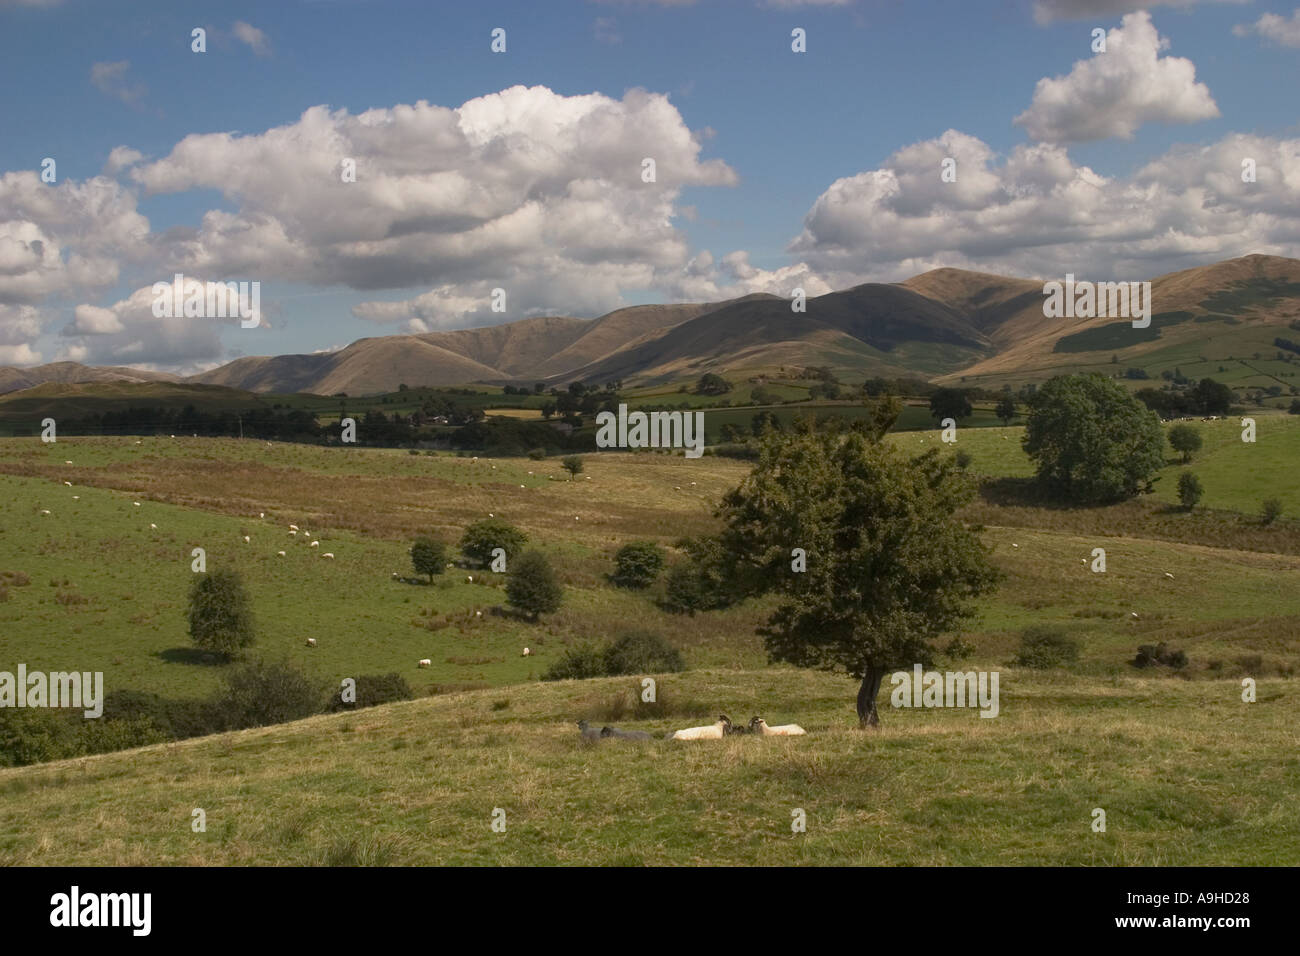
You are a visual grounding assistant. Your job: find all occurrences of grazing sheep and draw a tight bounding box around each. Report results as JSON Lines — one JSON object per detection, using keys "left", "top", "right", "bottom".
{"left": 322, "top": 552, "right": 335, "bottom": 559}
{"left": 417, "top": 659, "right": 431, "bottom": 668}
{"left": 749, "top": 716, "right": 806, "bottom": 736}
{"left": 601, "top": 726, "right": 654, "bottom": 741}
{"left": 72, "top": 496, "right": 79, "bottom": 500}
{"left": 669, "top": 714, "right": 732, "bottom": 741}
{"left": 305, "top": 638, "right": 317, "bottom": 647}
{"left": 521, "top": 647, "right": 531, "bottom": 656}
{"left": 277, "top": 551, "right": 286, "bottom": 556}
{"left": 310, "top": 540, "right": 320, "bottom": 548}
{"left": 1164, "top": 572, "right": 1174, "bottom": 579}
{"left": 133, "top": 501, "right": 141, "bottom": 507}
{"left": 289, "top": 524, "right": 299, "bottom": 531}
{"left": 39, "top": 509, "right": 50, "bottom": 516}
{"left": 259, "top": 512, "right": 265, "bottom": 519}
{"left": 150, "top": 523, "right": 157, "bottom": 530}
{"left": 243, "top": 535, "right": 250, "bottom": 544}
{"left": 289, "top": 530, "right": 298, "bottom": 536}
{"left": 63, "top": 481, "right": 71, "bottom": 487}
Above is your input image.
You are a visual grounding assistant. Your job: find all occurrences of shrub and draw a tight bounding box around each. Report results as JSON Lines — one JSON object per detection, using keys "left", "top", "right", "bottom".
{"left": 326, "top": 673, "right": 414, "bottom": 712}
{"left": 527, "top": 448, "right": 547, "bottom": 460}
{"left": 210, "top": 659, "right": 324, "bottom": 731}
{"left": 561, "top": 455, "right": 584, "bottom": 477}
{"left": 944, "top": 636, "right": 976, "bottom": 661}
{"left": 410, "top": 537, "right": 447, "bottom": 582}
{"left": 610, "top": 541, "right": 665, "bottom": 589}
{"left": 602, "top": 630, "right": 685, "bottom": 675}
{"left": 1178, "top": 471, "right": 1203, "bottom": 511}
{"left": 541, "top": 644, "right": 607, "bottom": 681}
{"left": 1133, "top": 642, "right": 1188, "bottom": 669}
{"left": 1013, "top": 625, "right": 1081, "bottom": 668}
{"left": 1261, "top": 497, "right": 1283, "bottom": 525}
{"left": 506, "top": 550, "right": 563, "bottom": 619}
{"left": 1167, "top": 424, "right": 1202, "bottom": 463}
{"left": 186, "top": 568, "right": 255, "bottom": 656}
{"left": 460, "top": 518, "right": 528, "bottom": 567}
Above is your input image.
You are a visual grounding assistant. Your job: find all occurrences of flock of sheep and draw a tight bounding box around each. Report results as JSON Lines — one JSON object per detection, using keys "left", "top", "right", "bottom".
{"left": 578, "top": 713, "right": 806, "bottom": 742}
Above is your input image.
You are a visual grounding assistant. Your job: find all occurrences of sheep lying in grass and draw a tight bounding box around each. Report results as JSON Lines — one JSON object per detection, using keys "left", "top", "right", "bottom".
{"left": 668, "top": 714, "right": 731, "bottom": 740}
{"left": 749, "top": 716, "right": 806, "bottom": 736}
{"left": 600, "top": 726, "right": 654, "bottom": 741}
{"left": 576, "top": 719, "right": 603, "bottom": 742}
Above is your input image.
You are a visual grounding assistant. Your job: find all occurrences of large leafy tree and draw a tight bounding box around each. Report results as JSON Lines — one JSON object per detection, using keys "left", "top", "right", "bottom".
{"left": 710, "top": 422, "right": 1000, "bottom": 726}
{"left": 929, "top": 387, "right": 972, "bottom": 421}
{"left": 506, "top": 550, "right": 563, "bottom": 620}
{"left": 1022, "top": 373, "right": 1165, "bottom": 504}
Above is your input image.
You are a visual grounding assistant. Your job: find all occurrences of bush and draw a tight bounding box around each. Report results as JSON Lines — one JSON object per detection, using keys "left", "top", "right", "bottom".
{"left": 460, "top": 518, "right": 528, "bottom": 567}
{"left": 1261, "top": 497, "right": 1283, "bottom": 525}
{"left": 186, "top": 568, "right": 255, "bottom": 656}
{"left": 602, "top": 630, "right": 685, "bottom": 675}
{"left": 1167, "top": 424, "right": 1202, "bottom": 463}
{"left": 944, "top": 636, "right": 976, "bottom": 661}
{"left": 506, "top": 549, "right": 563, "bottom": 619}
{"left": 561, "top": 455, "right": 584, "bottom": 476}
{"left": 1178, "top": 471, "right": 1203, "bottom": 510}
{"left": 410, "top": 537, "right": 447, "bottom": 582}
{"left": 325, "top": 673, "right": 414, "bottom": 712}
{"left": 1133, "top": 642, "right": 1188, "bottom": 669}
{"left": 610, "top": 541, "right": 665, "bottom": 589}
{"left": 1013, "top": 626, "right": 1081, "bottom": 668}
{"left": 527, "top": 448, "right": 547, "bottom": 460}
{"left": 541, "top": 644, "right": 607, "bottom": 681}
{"left": 210, "top": 659, "right": 324, "bottom": 731}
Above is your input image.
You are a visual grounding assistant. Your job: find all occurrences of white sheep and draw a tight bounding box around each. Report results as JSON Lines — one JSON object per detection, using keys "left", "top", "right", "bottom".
{"left": 39, "top": 509, "right": 50, "bottom": 516}
{"left": 63, "top": 481, "right": 72, "bottom": 487}
{"left": 133, "top": 501, "right": 141, "bottom": 507}
{"left": 64, "top": 460, "right": 72, "bottom": 465}
{"left": 277, "top": 551, "right": 286, "bottom": 556}
{"left": 418, "top": 659, "right": 431, "bottom": 668}
{"left": 243, "top": 535, "right": 250, "bottom": 544}
{"left": 310, "top": 540, "right": 320, "bottom": 548}
{"left": 289, "top": 524, "right": 299, "bottom": 531}
{"left": 669, "top": 714, "right": 732, "bottom": 741}
{"left": 305, "top": 638, "right": 317, "bottom": 647}
{"left": 289, "top": 530, "right": 298, "bottom": 536}
{"left": 749, "top": 716, "right": 806, "bottom": 736}
{"left": 322, "top": 552, "right": 335, "bottom": 559}
{"left": 72, "top": 496, "right": 79, "bottom": 500}
{"left": 150, "top": 523, "right": 157, "bottom": 530}
{"left": 522, "top": 647, "right": 531, "bottom": 657}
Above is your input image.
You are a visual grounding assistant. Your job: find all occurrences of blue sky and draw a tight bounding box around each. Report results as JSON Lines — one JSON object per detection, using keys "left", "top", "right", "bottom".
{"left": 1, "top": 0, "right": 1298, "bottom": 371}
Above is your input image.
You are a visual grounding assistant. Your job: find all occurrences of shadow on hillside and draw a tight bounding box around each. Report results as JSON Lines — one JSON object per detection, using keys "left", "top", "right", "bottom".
{"left": 155, "top": 647, "right": 229, "bottom": 666}
{"left": 978, "top": 477, "right": 1071, "bottom": 509}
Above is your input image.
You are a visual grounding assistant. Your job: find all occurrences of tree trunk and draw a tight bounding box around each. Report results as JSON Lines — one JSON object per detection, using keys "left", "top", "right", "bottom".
{"left": 857, "top": 665, "right": 885, "bottom": 728}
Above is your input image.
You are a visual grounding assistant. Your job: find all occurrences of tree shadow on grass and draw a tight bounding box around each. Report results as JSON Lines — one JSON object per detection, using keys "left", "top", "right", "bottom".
{"left": 156, "top": 647, "right": 230, "bottom": 666}
{"left": 978, "top": 476, "right": 1070, "bottom": 509}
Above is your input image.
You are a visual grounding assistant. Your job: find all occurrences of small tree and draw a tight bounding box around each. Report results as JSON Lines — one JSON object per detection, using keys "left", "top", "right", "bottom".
{"left": 1167, "top": 424, "right": 1202, "bottom": 464}
{"left": 1261, "top": 497, "right": 1283, "bottom": 525}
{"left": 187, "top": 568, "right": 254, "bottom": 656}
{"left": 561, "top": 455, "right": 584, "bottom": 477}
{"left": 507, "top": 550, "right": 563, "bottom": 620}
{"left": 928, "top": 387, "right": 972, "bottom": 421}
{"left": 610, "top": 541, "right": 665, "bottom": 589}
{"left": 695, "top": 373, "right": 733, "bottom": 396}
{"left": 1178, "top": 471, "right": 1203, "bottom": 511}
{"left": 460, "top": 518, "right": 528, "bottom": 567}
{"left": 410, "top": 537, "right": 446, "bottom": 583}
{"left": 995, "top": 396, "right": 1017, "bottom": 426}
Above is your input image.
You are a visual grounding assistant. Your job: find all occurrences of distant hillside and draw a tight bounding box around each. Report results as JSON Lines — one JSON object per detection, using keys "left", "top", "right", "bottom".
{"left": 0, "top": 381, "right": 268, "bottom": 428}
{"left": 7, "top": 255, "right": 1298, "bottom": 398}
{"left": 0, "top": 361, "right": 179, "bottom": 396}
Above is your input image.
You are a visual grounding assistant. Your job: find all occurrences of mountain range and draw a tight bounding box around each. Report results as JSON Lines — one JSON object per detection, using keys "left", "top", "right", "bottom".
{"left": 5, "top": 255, "right": 1299, "bottom": 397}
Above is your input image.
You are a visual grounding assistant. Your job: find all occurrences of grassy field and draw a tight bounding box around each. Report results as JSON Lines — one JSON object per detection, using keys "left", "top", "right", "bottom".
{"left": 0, "top": 427, "right": 1296, "bottom": 865}
{"left": 0, "top": 667, "right": 1293, "bottom": 865}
